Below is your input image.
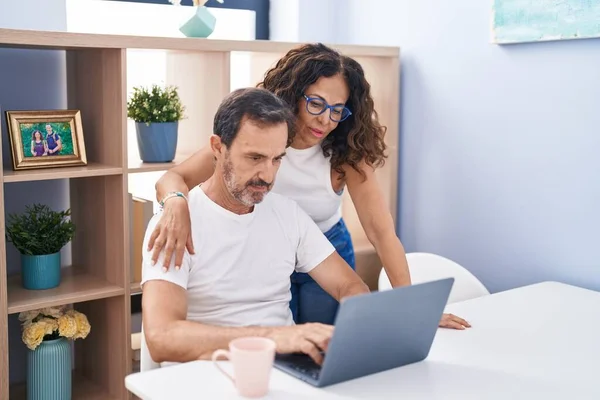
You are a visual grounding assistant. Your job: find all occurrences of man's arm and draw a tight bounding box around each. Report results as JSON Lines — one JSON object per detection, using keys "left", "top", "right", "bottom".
{"left": 142, "top": 280, "right": 272, "bottom": 363}
{"left": 143, "top": 280, "right": 334, "bottom": 364}
{"left": 308, "top": 252, "right": 370, "bottom": 302}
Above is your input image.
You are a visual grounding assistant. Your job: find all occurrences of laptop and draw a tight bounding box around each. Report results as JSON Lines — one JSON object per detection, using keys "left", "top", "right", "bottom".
{"left": 273, "top": 277, "right": 454, "bottom": 387}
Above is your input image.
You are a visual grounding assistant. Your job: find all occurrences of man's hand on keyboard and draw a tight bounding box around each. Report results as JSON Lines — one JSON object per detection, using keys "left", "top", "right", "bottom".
{"left": 267, "top": 323, "right": 333, "bottom": 365}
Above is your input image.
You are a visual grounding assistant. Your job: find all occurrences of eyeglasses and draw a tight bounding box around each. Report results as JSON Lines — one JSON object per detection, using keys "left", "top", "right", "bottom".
{"left": 303, "top": 95, "right": 352, "bottom": 123}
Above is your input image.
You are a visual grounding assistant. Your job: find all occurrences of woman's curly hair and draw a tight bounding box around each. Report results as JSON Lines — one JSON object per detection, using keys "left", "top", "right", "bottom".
{"left": 257, "top": 43, "right": 387, "bottom": 179}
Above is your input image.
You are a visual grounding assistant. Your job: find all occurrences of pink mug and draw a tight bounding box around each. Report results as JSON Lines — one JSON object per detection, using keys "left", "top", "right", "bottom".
{"left": 212, "top": 337, "right": 277, "bottom": 398}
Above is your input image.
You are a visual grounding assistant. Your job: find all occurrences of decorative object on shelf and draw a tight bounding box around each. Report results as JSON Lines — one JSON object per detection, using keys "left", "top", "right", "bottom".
{"left": 5, "top": 110, "right": 87, "bottom": 171}
{"left": 492, "top": 0, "right": 600, "bottom": 44}
{"left": 19, "top": 306, "right": 91, "bottom": 400}
{"left": 5, "top": 204, "right": 76, "bottom": 290}
{"left": 172, "top": 0, "right": 223, "bottom": 38}
{"left": 127, "top": 84, "right": 185, "bottom": 163}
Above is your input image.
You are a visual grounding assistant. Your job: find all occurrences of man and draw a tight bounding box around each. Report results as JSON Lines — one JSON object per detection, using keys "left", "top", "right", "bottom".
{"left": 45, "top": 124, "right": 62, "bottom": 155}
{"left": 141, "top": 87, "right": 370, "bottom": 366}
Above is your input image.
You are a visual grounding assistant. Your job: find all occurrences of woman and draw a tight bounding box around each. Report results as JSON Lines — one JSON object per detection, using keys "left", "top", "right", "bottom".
{"left": 30, "top": 130, "right": 48, "bottom": 156}
{"left": 148, "top": 43, "right": 470, "bottom": 330}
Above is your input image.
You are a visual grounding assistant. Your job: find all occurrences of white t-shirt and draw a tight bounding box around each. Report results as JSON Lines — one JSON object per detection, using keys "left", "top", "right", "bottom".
{"left": 271, "top": 144, "right": 343, "bottom": 233}
{"left": 140, "top": 185, "right": 335, "bottom": 328}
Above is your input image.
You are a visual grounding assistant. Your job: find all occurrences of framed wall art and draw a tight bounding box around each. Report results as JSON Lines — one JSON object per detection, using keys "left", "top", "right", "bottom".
{"left": 5, "top": 109, "right": 88, "bottom": 170}
{"left": 492, "top": 0, "right": 600, "bottom": 44}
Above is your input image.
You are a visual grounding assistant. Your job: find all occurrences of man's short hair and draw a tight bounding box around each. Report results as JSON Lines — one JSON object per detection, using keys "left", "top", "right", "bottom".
{"left": 213, "top": 87, "right": 296, "bottom": 147}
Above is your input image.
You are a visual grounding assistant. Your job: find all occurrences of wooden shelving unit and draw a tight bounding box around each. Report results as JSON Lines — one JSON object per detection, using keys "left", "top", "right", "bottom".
{"left": 7, "top": 267, "right": 124, "bottom": 314}
{"left": 0, "top": 27, "right": 400, "bottom": 399}
{"left": 3, "top": 163, "right": 123, "bottom": 183}
{"left": 127, "top": 154, "right": 192, "bottom": 174}
{"left": 130, "top": 281, "right": 142, "bottom": 296}
{"left": 10, "top": 373, "right": 119, "bottom": 400}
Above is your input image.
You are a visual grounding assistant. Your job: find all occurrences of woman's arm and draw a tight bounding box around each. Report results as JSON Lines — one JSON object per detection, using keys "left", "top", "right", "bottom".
{"left": 149, "top": 144, "right": 216, "bottom": 269}
{"left": 344, "top": 162, "right": 470, "bottom": 330}
{"left": 30, "top": 141, "right": 35, "bottom": 156}
{"left": 155, "top": 144, "right": 215, "bottom": 201}
{"left": 344, "top": 160, "right": 410, "bottom": 287}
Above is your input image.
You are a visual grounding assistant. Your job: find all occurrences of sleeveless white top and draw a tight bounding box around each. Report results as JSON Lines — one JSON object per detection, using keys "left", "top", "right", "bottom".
{"left": 272, "top": 144, "right": 343, "bottom": 233}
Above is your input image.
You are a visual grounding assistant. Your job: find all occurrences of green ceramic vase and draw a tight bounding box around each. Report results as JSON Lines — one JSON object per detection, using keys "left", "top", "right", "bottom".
{"left": 27, "top": 337, "right": 72, "bottom": 400}
{"left": 179, "top": 6, "right": 216, "bottom": 38}
{"left": 21, "top": 252, "right": 61, "bottom": 290}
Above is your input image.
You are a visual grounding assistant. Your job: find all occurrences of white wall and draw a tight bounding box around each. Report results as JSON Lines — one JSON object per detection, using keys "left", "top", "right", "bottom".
{"left": 270, "top": 0, "right": 338, "bottom": 43}
{"left": 269, "top": 0, "right": 300, "bottom": 42}
{"left": 336, "top": 0, "right": 600, "bottom": 293}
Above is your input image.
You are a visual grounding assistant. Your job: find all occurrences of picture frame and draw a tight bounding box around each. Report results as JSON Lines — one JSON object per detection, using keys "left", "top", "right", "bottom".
{"left": 5, "top": 109, "right": 87, "bottom": 171}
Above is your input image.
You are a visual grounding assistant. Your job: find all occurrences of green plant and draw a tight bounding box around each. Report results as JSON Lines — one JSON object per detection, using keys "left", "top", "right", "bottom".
{"left": 5, "top": 204, "right": 76, "bottom": 256}
{"left": 127, "top": 84, "right": 185, "bottom": 124}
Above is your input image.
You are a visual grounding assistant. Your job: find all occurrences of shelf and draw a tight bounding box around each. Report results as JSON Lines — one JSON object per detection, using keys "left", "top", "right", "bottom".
{"left": 0, "top": 28, "right": 399, "bottom": 57}
{"left": 127, "top": 153, "right": 190, "bottom": 173}
{"left": 354, "top": 241, "right": 375, "bottom": 256}
{"left": 3, "top": 162, "right": 122, "bottom": 183}
{"left": 352, "top": 241, "right": 382, "bottom": 292}
{"left": 10, "top": 372, "right": 119, "bottom": 400}
{"left": 7, "top": 267, "right": 124, "bottom": 314}
{"left": 130, "top": 281, "right": 142, "bottom": 295}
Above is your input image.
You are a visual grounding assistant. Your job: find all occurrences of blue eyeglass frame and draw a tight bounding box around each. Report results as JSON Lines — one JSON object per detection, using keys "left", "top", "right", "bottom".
{"left": 303, "top": 95, "right": 352, "bottom": 122}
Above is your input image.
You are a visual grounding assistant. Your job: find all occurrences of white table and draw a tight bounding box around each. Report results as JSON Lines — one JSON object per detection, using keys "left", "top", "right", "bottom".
{"left": 125, "top": 281, "right": 600, "bottom": 399}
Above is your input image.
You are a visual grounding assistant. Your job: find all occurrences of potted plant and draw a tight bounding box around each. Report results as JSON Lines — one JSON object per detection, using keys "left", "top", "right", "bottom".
{"left": 5, "top": 204, "right": 75, "bottom": 290}
{"left": 20, "top": 306, "right": 91, "bottom": 400}
{"left": 127, "top": 84, "right": 185, "bottom": 163}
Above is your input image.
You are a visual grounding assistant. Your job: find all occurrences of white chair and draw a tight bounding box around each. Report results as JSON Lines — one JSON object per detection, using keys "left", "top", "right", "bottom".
{"left": 378, "top": 252, "right": 490, "bottom": 304}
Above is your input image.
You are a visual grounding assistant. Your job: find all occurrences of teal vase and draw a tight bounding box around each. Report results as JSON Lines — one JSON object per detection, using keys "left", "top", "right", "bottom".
{"left": 21, "top": 252, "right": 61, "bottom": 290}
{"left": 27, "top": 337, "right": 72, "bottom": 400}
{"left": 179, "top": 6, "right": 216, "bottom": 38}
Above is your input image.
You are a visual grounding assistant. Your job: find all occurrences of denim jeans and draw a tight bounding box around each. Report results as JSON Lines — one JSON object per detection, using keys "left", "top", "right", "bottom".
{"left": 289, "top": 218, "right": 356, "bottom": 325}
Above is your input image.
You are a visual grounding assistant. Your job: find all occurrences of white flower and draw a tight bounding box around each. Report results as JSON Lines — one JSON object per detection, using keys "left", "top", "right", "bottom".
{"left": 168, "top": 0, "right": 182, "bottom": 5}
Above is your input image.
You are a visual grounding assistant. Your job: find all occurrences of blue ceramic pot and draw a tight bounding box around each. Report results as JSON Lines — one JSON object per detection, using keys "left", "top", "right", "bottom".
{"left": 135, "top": 121, "right": 178, "bottom": 163}
{"left": 27, "top": 337, "right": 72, "bottom": 400}
{"left": 21, "top": 252, "right": 61, "bottom": 290}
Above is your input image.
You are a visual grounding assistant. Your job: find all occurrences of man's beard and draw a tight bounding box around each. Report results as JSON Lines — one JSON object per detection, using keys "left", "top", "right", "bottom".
{"left": 223, "top": 157, "right": 271, "bottom": 207}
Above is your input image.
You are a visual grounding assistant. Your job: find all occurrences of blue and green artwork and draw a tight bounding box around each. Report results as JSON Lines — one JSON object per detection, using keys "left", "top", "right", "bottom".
{"left": 492, "top": 0, "right": 600, "bottom": 44}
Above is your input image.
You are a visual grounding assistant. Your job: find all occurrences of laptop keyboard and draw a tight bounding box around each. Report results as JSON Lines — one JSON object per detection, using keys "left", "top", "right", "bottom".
{"left": 276, "top": 353, "right": 322, "bottom": 380}
{"left": 291, "top": 361, "right": 321, "bottom": 380}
